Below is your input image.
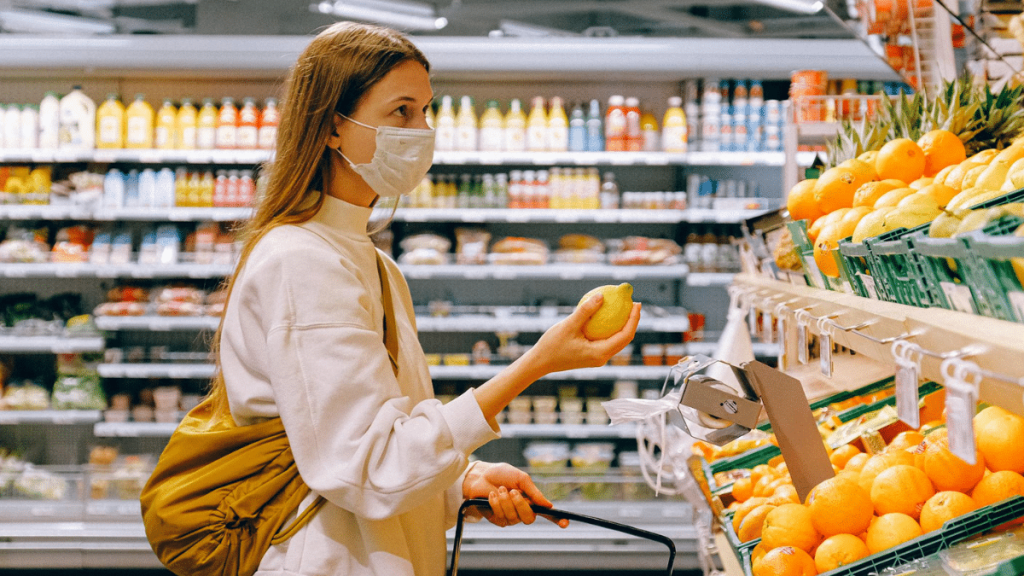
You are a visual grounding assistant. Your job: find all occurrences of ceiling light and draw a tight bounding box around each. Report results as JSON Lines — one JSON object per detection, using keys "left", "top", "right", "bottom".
{"left": 749, "top": 0, "right": 824, "bottom": 14}
{"left": 310, "top": 0, "right": 447, "bottom": 31}
{"left": 0, "top": 8, "right": 115, "bottom": 34}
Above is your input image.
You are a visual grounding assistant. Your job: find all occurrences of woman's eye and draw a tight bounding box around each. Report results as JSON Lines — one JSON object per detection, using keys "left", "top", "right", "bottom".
{"left": 393, "top": 105, "right": 408, "bottom": 117}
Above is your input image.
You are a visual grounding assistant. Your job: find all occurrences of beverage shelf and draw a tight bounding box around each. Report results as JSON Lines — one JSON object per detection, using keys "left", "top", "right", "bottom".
{"left": 686, "top": 272, "right": 736, "bottom": 287}
{"left": 399, "top": 263, "right": 688, "bottom": 281}
{"left": 0, "top": 335, "right": 104, "bottom": 353}
{"left": 96, "top": 363, "right": 217, "bottom": 379}
{"left": 93, "top": 316, "right": 220, "bottom": 332}
{"left": 0, "top": 410, "right": 102, "bottom": 425}
{"left": 0, "top": 262, "right": 235, "bottom": 279}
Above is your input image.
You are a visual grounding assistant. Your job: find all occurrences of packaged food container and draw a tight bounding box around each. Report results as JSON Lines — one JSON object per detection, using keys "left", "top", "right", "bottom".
{"left": 664, "top": 344, "right": 686, "bottom": 366}
{"left": 641, "top": 343, "right": 665, "bottom": 366}
{"left": 611, "top": 344, "right": 633, "bottom": 366}
{"left": 104, "top": 409, "right": 129, "bottom": 423}
{"left": 586, "top": 399, "right": 609, "bottom": 425}
{"left": 523, "top": 442, "right": 570, "bottom": 470}
{"left": 532, "top": 396, "right": 558, "bottom": 414}
{"left": 424, "top": 353, "right": 442, "bottom": 366}
{"left": 572, "top": 443, "right": 616, "bottom": 500}
{"left": 152, "top": 386, "right": 181, "bottom": 411}
{"left": 612, "top": 380, "right": 639, "bottom": 399}
{"left": 154, "top": 409, "right": 178, "bottom": 423}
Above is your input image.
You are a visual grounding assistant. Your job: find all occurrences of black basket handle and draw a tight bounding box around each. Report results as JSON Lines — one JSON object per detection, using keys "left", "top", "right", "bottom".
{"left": 448, "top": 498, "right": 676, "bottom": 576}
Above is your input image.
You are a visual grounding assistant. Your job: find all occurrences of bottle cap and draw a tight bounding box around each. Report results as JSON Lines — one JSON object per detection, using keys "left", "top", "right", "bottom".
{"left": 608, "top": 95, "right": 625, "bottom": 105}
{"left": 668, "top": 96, "right": 683, "bottom": 107}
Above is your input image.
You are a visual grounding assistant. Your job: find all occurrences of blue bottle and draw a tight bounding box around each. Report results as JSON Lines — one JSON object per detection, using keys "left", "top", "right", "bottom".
{"left": 568, "top": 102, "right": 586, "bottom": 152}
{"left": 585, "top": 99, "right": 604, "bottom": 152}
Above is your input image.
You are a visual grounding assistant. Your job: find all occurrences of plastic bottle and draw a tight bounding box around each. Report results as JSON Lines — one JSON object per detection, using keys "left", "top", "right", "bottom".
{"left": 236, "top": 97, "right": 259, "bottom": 150}
{"left": 455, "top": 95, "right": 478, "bottom": 152}
{"left": 749, "top": 81, "right": 765, "bottom": 108}
{"left": 174, "top": 168, "right": 189, "bottom": 206}
{"left": 585, "top": 99, "right": 604, "bottom": 152}
{"left": 495, "top": 172, "right": 509, "bottom": 208}
{"left": 156, "top": 167, "right": 175, "bottom": 207}
{"left": 216, "top": 97, "right": 238, "bottom": 150}
{"left": 604, "top": 95, "right": 627, "bottom": 152}
{"left": 526, "top": 96, "right": 548, "bottom": 152}
{"left": 96, "top": 94, "right": 125, "bottom": 149}
{"left": 568, "top": 102, "right": 586, "bottom": 152}
{"left": 547, "top": 96, "right": 569, "bottom": 152}
{"left": 124, "top": 169, "right": 140, "bottom": 207}
{"left": 733, "top": 80, "right": 749, "bottom": 116}
{"left": 104, "top": 168, "right": 125, "bottom": 209}
{"left": 600, "top": 172, "right": 620, "bottom": 210}
{"left": 640, "top": 111, "right": 659, "bottom": 152}
{"left": 478, "top": 100, "right": 504, "bottom": 152}
{"left": 662, "top": 96, "right": 687, "bottom": 153}
{"left": 139, "top": 168, "right": 157, "bottom": 207}
{"left": 503, "top": 98, "right": 527, "bottom": 152}
{"left": 4, "top": 105, "right": 21, "bottom": 150}
{"left": 176, "top": 99, "right": 198, "bottom": 150}
{"left": 39, "top": 92, "right": 60, "bottom": 149}
{"left": 0, "top": 109, "right": 6, "bottom": 149}
{"left": 433, "top": 95, "right": 456, "bottom": 152}
{"left": 125, "top": 95, "right": 154, "bottom": 149}
{"left": 624, "top": 97, "right": 642, "bottom": 152}
{"left": 258, "top": 98, "right": 279, "bottom": 150}
{"left": 200, "top": 170, "right": 215, "bottom": 207}
{"left": 154, "top": 99, "right": 177, "bottom": 150}
{"left": 20, "top": 105, "right": 38, "bottom": 149}
{"left": 58, "top": 86, "right": 96, "bottom": 150}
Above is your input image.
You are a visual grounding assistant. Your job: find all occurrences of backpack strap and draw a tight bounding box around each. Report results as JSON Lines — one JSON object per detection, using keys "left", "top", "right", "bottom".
{"left": 376, "top": 252, "right": 400, "bottom": 377}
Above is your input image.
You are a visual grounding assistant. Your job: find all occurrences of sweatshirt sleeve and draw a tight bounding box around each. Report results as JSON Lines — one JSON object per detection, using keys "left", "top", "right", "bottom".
{"left": 248, "top": 239, "right": 497, "bottom": 520}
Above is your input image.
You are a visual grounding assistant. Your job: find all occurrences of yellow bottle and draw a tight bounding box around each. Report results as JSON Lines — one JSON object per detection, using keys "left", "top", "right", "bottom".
{"left": 96, "top": 94, "right": 125, "bottom": 149}
{"left": 478, "top": 100, "right": 504, "bottom": 152}
{"left": 547, "top": 96, "right": 569, "bottom": 152}
{"left": 504, "top": 99, "right": 527, "bottom": 152}
{"left": 455, "top": 95, "right": 478, "bottom": 152}
{"left": 125, "top": 94, "right": 154, "bottom": 149}
{"left": 196, "top": 98, "right": 218, "bottom": 150}
{"left": 154, "top": 99, "right": 177, "bottom": 150}
{"left": 661, "top": 96, "right": 688, "bottom": 153}
{"left": 526, "top": 96, "right": 548, "bottom": 152}
{"left": 175, "top": 99, "right": 198, "bottom": 150}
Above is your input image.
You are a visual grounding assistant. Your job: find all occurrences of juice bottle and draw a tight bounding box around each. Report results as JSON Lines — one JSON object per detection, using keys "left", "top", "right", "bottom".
{"left": 641, "top": 111, "right": 659, "bottom": 152}
{"left": 58, "top": 86, "right": 96, "bottom": 150}
{"left": 547, "top": 96, "right": 569, "bottom": 153}
{"left": 604, "top": 95, "right": 626, "bottom": 152}
{"left": 526, "top": 96, "right": 547, "bottom": 152}
{"left": 96, "top": 94, "right": 125, "bottom": 149}
{"left": 567, "top": 102, "right": 586, "bottom": 152}
{"left": 196, "top": 98, "right": 218, "bottom": 150}
{"left": 236, "top": 97, "right": 259, "bottom": 150}
{"left": 455, "top": 95, "right": 478, "bottom": 152}
{"left": 661, "top": 96, "right": 688, "bottom": 153}
{"left": 20, "top": 105, "right": 38, "bottom": 149}
{"left": 176, "top": 99, "right": 198, "bottom": 150}
{"left": 585, "top": 99, "right": 603, "bottom": 152}
{"left": 624, "top": 97, "right": 642, "bottom": 152}
{"left": 258, "top": 98, "right": 279, "bottom": 150}
{"left": 478, "top": 100, "right": 504, "bottom": 152}
{"left": 39, "top": 91, "right": 60, "bottom": 149}
{"left": 200, "top": 170, "right": 215, "bottom": 207}
{"left": 125, "top": 94, "right": 154, "bottom": 149}
{"left": 216, "top": 97, "right": 238, "bottom": 149}
{"left": 4, "top": 105, "right": 20, "bottom": 150}
{"left": 174, "top": 168, "right": 188, "bottom": 206}
{"left": 154, "top": 99, "right": 177, "bottom": 150}
{"left": 503, "top": 98, "right": 527, "bottom": 152}
{"left": 433, "top": 95, "right": 456, "bottom": 152}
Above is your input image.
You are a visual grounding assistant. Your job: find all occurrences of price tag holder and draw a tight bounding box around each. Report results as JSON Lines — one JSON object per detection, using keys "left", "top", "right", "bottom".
{"left": 748, "top": 303, "right": 758, "bottom": 338}
{"left": 796, "top": 312, "right": 809, "bottom": 365}
{"left": 762, "top": 309, "right": 774, "bottom": 344}
{"left": 943, "top": 360, "right": 981, "bottom": 465}
{"left": 819, "top": 330, "right": 833, "bottom": 378}
{"left": 777, "top": 315, "right": 788, "bottom": 369}
{"left": 893, "top": 340, "right": 922, "bottom": 428}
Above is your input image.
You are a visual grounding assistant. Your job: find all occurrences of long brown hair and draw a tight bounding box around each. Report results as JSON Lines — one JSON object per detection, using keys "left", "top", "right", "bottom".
{"left": 206, "top": 22, "right": 430, "bottom": 419}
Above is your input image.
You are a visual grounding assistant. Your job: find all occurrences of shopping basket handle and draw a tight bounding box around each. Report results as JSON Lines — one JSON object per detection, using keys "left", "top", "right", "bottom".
{"left": 448, "top": 498, "right": 676, "bottom": 576}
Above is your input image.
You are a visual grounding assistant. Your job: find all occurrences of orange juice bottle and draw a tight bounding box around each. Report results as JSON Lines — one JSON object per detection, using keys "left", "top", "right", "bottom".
{"left": 154, "top": 99, "right": 177, "bottom": 150}
{"left": 216, "top": 97, "right": 238, "bottom": 149}
{"left": 236, "top": 97, "right": 259, "bottom": 150}
{"left": 526, "top": 96, "right": 548, "bottom": 152}
{"left": 547, "top": 96, "right": 569, "bottom": 152}
{"left": 504, "top": 99, "right": 527, "bottom": 152}
{"left": 604, "top": 95, "right": 626, "bottom": 152}
{"left": 196, "top": 98, "right": 217, "bottom": 150}
{"left": 125, "top": 94, "right": 154, "bottom": 149}
{"left": 175, "top": 98, "right": 197, "bottom": 150}
{"left": 96, "top": 94, "right": 125, "bottom": 149}
{"left": 258, "top": 98, "right": 279, "bottom": 150}
{"left": 661, "top": 96, "right": 687, "bottom": 153}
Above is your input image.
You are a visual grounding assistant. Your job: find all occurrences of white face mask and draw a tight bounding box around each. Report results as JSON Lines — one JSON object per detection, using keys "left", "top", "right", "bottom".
{"left": 335, "top": 113, "right": 435, "bottom": 198}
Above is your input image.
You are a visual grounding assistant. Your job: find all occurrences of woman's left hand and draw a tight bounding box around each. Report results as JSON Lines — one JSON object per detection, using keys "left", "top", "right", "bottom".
{"left": 462, "top": 461, "right": 569, "bottom": 528}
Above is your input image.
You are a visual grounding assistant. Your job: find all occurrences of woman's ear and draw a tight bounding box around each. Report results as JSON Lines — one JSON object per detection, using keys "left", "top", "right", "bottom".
{"left": 326, "top": 112, "right": 344, "bottom": 151}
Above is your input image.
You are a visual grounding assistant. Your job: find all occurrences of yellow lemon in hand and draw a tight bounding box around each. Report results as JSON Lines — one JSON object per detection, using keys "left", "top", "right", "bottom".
{"left": 578, "top": 283, "right": 634, "bottom": 340}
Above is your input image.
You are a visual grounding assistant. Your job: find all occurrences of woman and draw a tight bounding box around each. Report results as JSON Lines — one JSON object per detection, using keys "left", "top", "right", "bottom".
{"left": 211, "top": 21, "right": 642, "bottom": 576}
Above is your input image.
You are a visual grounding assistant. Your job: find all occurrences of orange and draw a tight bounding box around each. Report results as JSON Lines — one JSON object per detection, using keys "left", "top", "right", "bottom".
{"left": 971, "top": 470, "right": 1024, "bottom": 523}
{"left": 751, "top": 542, "right": 769, "bottom": 570}
{"left": 873, "top": 187, "right": 917, "bottom": 208}
{"left": 814, "top": 167, "right": 873, "bottom": 213}
{"left": 765, "top": 478, "right": 791, "bottom": 497}
{"left": 807, "top": 208, "right": 850, "bottom": 243}
{"left": 755, "top": 474, "right": 783, "bottom": 498}
{"left": 739, "top": 503, "right": 777, "bottom": 542}
{"left": 870, "top": 465, "right": 935, "bottom": 520}
{"left": 942, "top": 161, "right": 983, "bottom": 191}
{"left": 814, "top": 534, "right": 871, "bottom": 573}
{"left": 830, "top": 444, "right": 862, "bottom": 469}
{"left": 844, "top": 452, "right": 870, "bottom": 475}
{"left": 933, "top": 164, "right": 957, "bottom": 187}
{"left": 876, "top": 138, "right": 926, "bottom": 183}
{"left": 974, "top": 406, "right": 1024, "bottom": 473}
{"left": 760, "top": 503, "right": 821, "bottom": 553}
{"left": 771, "top": 484, "right": 801, "bottom": 505}
{"left": 814, "top": 222, "right": 850, "bottom": 278}
{"left": 853, "top": 179, "right": 905, "bottom": 208}
{"left": 917, "top": 129, "right": 967, "bottom": 177}
{"left": 919, "top": 491, "right": 979, "bottom": 533}
{"left": 865, "top": 512, "right": 923, "bottom": 554}
{"left": 751, "top": 464, "right": 776, "bottom": 486}
{"left": 840, "top": 158, "right": 879, "bottom": 182}
{"left": 787, "top": 178, "right": 825, "bottom": 224}
{"left": 733, "top": 477, "right": 754, "bottom": 503}
{"left": 733, "top": 497, "right": 771, "bottom": 532}
{"left": 886, "top": 431, "right": 925, "bottom": 454}
{"left": 859, "top": 451, "right": 915, "bottom": 494}
{"left": 839, "top": 205, "right": 873, "bottom": 232}
{"left": 807, "top": 475, "right": 874, "bottom": 537}
{"left": 753, "top": 546, "right": 816, "bottom": 576}
{"left": 923, "top": 436, "right": 985, "bottom": 493}
{"left": 915, "top": 182, "right": 959, "bottom": 209}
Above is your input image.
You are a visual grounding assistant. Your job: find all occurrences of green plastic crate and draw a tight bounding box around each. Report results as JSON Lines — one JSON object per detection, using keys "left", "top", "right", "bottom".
{"left": 914, "top": 235, "right": 980, "bottom": 314}
{"left": 865, "top": 223, "right": 943, "bottom": 307}
{"left": 836, "top": 236, "right": 876, "bottom": 299}
{"left": 962, "top": 215, "right": 1024, "bottom": 323}
{"left": 708, "top": 444, "right": 782, "bottom": 477}
{"left": 740, "top": 495, "right": 1024, "bottom": 576}
{"left": 787, "top": 220, "right": 830, "bottom": 291}
{"left": 833, "top": 380, "right": 942, "bottom": 423}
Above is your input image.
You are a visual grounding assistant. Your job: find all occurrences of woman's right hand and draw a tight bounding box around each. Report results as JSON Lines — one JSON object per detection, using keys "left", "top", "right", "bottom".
{"left": 527, "top": 293, "right": 641, "bottom": 376}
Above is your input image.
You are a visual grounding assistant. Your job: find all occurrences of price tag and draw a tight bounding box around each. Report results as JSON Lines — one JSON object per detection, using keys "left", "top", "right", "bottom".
{"left": 803, "top": 257, "right": 826, "bottom": 289}
{"left": 859, "top": 274, "right": 878, "bottom": 299}
{"left": 554, "top": 212, "right": 580, "bottom": 223}
{"left": 138, "top": 150, "right": 163, "bottom": 163}
{"left": 93, "top": 151, "right": 117, "bottom": 163}
{"left": 645, "top": 154, "right": 670, "bottom": 166}
{"left": 797, "top": 318, "right": 809, "bottom": 365}
{"left": 460, "top": 212, "right": 487, "bottom": 223}
{"left": 149, "top": 320, "right": 173, "bottom": 332}
{"left": 777, "top": 316, "right": 788, "bottom": 370}
{"left": 609, "top": 154, "right": 634, "bottom": 165}
{"left": 946, "top": 380, "right": 978, "bottom": 464}
{"left": 492, "top": 268, "right": 517, "bottom": 280}
{"left": 1008, "top": 291, "right": 1024, "bottom": 323}
{"left": 505, "top": 212, "right": 531, "bottom": 223}
{"left": 762, "top": 311, "right": 774, "bottom": 344}
{"left": 820, "top": 331, "right": 833, "bottom": 377}
{"left": 748, "top": 305, "right": 758, "bottom": 337}
{"left": 559, "top": 270, "right": 585, "bottom": 280}
{"left": 611, "top": 269, "right": 638, "bottom": 281}
{"left": 55, "top": 265, "right": 81, "bottom": 278}
{"left": 895, "top": 358, "right": 921, "bottom": 428}
{"left": 940, "top": 282, "right": 976, "bottom": 314}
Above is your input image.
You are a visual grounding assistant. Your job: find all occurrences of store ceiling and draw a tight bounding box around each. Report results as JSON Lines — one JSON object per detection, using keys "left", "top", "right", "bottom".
{"left": 0, "top": 0, "right": 856, "bottom": 39}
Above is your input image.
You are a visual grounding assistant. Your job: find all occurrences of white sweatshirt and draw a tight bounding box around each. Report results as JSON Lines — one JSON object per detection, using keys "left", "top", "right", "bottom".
{"left": 219, "top": 194, "right": 500, "bottom": 576}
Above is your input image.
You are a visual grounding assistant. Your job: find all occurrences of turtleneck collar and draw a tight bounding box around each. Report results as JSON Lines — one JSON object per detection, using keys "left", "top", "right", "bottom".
{"left": 305, "top": 193, "right": 374, "bottom": 242}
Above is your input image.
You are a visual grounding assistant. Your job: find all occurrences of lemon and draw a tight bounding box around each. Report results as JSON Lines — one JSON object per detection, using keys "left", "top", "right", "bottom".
{"left": 578, "top": 283, "right": 634, "bottom": 340}
{"left": 929, "top": 212, "right": 963, "bottom": 238}
{"left": 897, "top": 192, "right": 941, "bottom": 212}
{"left": 884, "top": 205, "right": 942, "bottom": 232}
{"left": 852, "top": 207, "right": 894, "bottom": 243}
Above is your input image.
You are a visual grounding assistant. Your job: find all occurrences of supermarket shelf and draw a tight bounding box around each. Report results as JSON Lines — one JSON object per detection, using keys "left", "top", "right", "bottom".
{"left": 687, "top": 272, "right": 736, "bottom": 287}
{"left": 0, "top": 410, "right": 101, "bottom": 425}
{"left": 0, "top": 204, "right": 94, "bottom": 220}
{"left": 96, "top": 363, "right": 216, "bottom": 379}
{"left": 0, "top": 148, "right": 271, "bottom": 164}
{"left": 430, "top": 364, "right": 673, "bottom": 381}
{"left": 93, "top": 421, "right": 178, "bottom": 437}
{"left": 395, "top": 208, "right": 689, "bottom": 224}
{"left": 0, "top": 335, "right": 104, "bottom": 353}
{"left": 686, "top": 341, "right": 780, "bottom": 358}
{"left": 0, "top": 262, "right": 236, "bottom": 279}
{"left": 399, "top": 263, "right": 688, "bottom": 281}
{"left": 680, "top": 209, "right": 771, "bottom": 224}
{"left": 94, "top": 207, "right": 253, "bottom": 222}
{"left": 94, "top": 315, "right": 220, "bottom": 331}
{"left": 417, "top": 313, "right": 688, "bottom": 333}
{"left": 795, "top": 122, "right": 842, "bottom": 142}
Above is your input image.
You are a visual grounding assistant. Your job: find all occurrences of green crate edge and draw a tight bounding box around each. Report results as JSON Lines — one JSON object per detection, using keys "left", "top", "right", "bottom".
{"left": 709, "top": 444, "right": 783, "bottom": 476}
